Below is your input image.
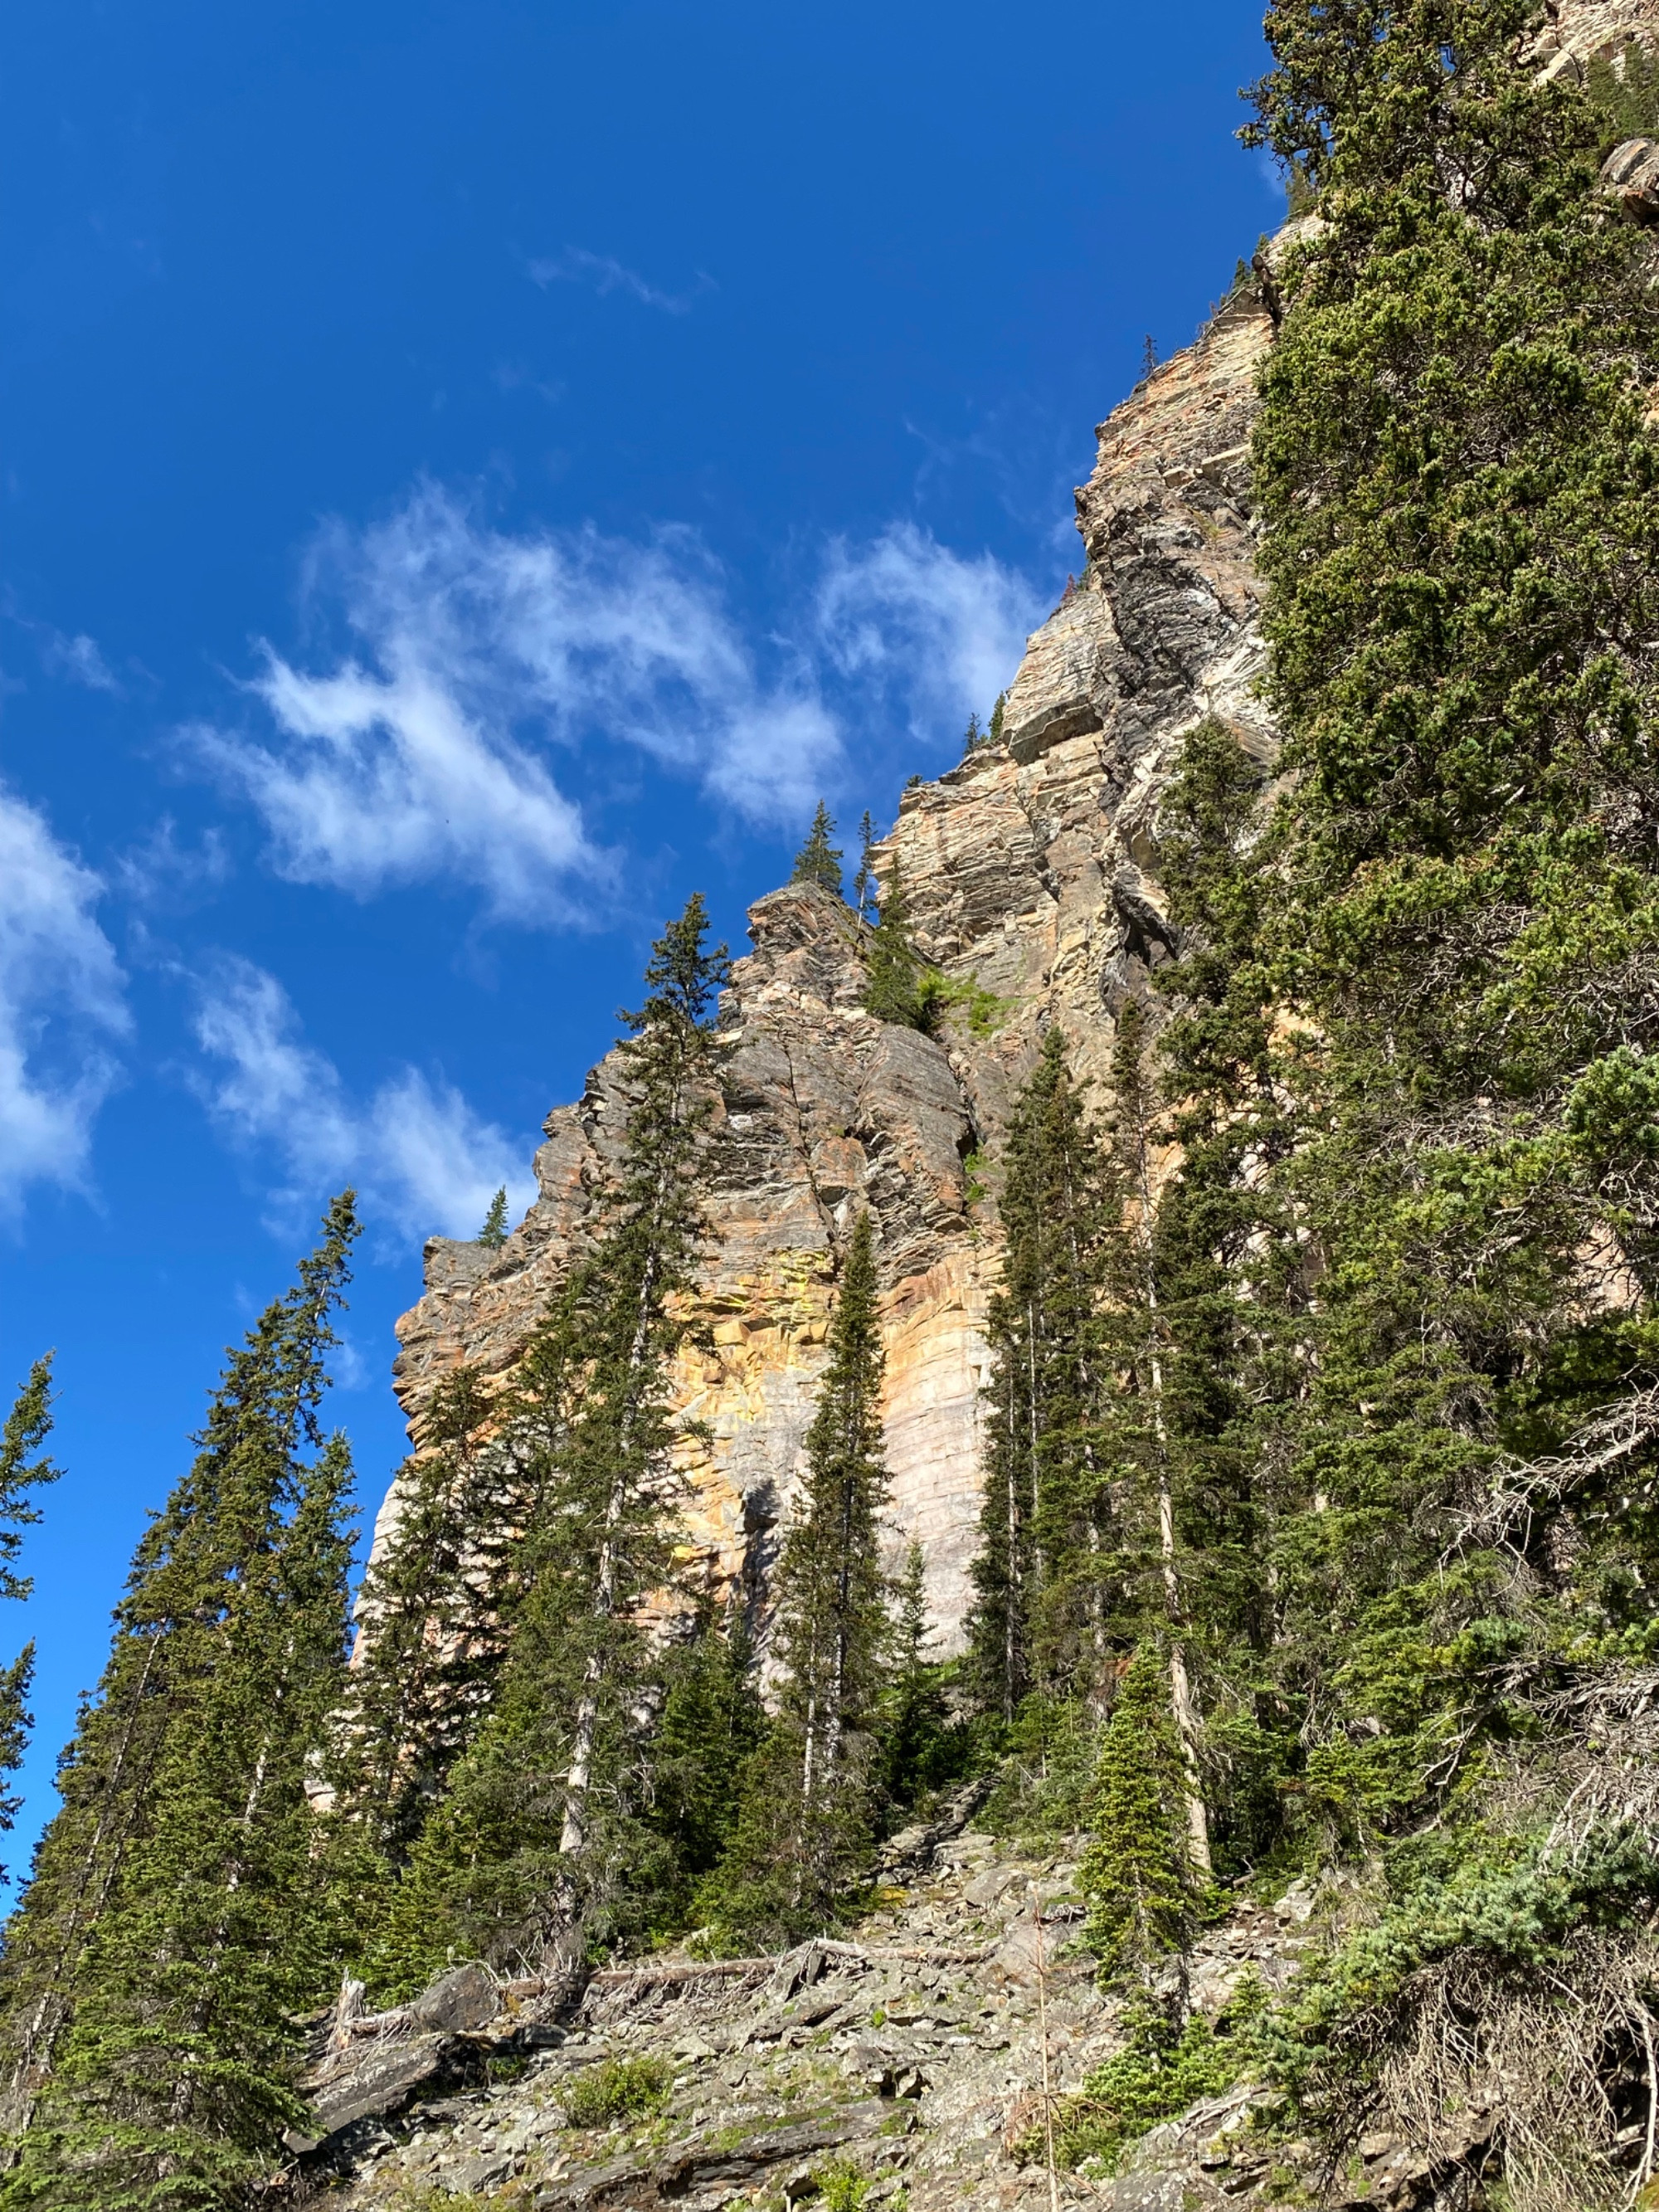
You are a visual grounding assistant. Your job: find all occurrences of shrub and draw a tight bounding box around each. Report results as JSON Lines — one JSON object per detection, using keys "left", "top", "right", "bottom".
{"left": 1045, "top": 1997, "right": 1249, "bottom": 2174}
{"left": 562, "top": 2054, "right": 673, "bottom": 2130}
{"left": 814, "top": 2161, "right": 872, "bottom": 2211}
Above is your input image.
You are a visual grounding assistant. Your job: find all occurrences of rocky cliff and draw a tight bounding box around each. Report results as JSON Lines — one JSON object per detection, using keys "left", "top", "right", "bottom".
{"left": 382, "top": 0, "right": 1659, "bottom": 1662}
{"left": 382, "top": 284, "right": 1279, "bottom": 1657}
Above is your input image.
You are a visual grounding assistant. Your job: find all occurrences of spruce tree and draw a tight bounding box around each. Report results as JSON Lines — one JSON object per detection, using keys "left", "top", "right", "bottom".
{"left": 327, "top": 1363, "right": 510, "bottom": 1873}
{"left": 878, "top": 1542, "right": 956, "bottom": 1815}
{"left": 365, "top": 898, "right": 731, "bottom": 1983}
{"left": 852, "top": 811, "right": 878, "bottom": 923}
{"left": 790, "top": 802, "right": 844, "bottom": 896}
{"left": 1241, "top": 0, "right": 1659, "bottom": 1846}
{"left": 1222, "top": 6, "right": 1659, "bottom": 2182}
{"left": 968, "top": 1029, "right": 1117, "bottom": 1731}
{"left": 1077, "top": 1648, "right": 1202, "bottom": 1990}
{"left": 706, "top": 1212, "right": 892, "bottom": 1946}
{"left": 0, "top": 1361, "right": 61, "bottom": 1882}
{"left": 0, "top": 1199, "right": 359, "bottom": 2210}
{"left": 961, "top": 712, "right": 984, "bottom": 756}
{"left": 476, "top": 1187, "right": 509, "bottom": 1247}
{"left": 863, "top": 858, "right": 930, "bottom": 1030}
{"left": 645, "top": 1603, "right": 766, "bottom": 1930}
{"left": 1105, "top": 1002, "right": 1211, "bottom": 1875}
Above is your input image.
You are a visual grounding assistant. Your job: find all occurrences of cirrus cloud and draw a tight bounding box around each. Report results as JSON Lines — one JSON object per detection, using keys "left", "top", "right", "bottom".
{"left": 0, "top": 786, "right": 128, "bottom": 1217}
{"left": 191, "top": 953, "right": 536, "bottom": 1245}
{"left": 193, "top": 485, "right": 844, "bottom": 921}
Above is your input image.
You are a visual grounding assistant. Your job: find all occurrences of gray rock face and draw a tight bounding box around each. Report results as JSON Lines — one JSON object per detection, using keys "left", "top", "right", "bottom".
{"left": 295, "top": 1818, "right": 1348, "bottom": 2211}
{"left": 409, "top": 1961, "right": 501, "bottom": 2034}
{"left": 1604, "top": 132, "right": 1659, "bottom": 219}
{"left": 375, "top": 275, "right": 1282, "bottom": 1667}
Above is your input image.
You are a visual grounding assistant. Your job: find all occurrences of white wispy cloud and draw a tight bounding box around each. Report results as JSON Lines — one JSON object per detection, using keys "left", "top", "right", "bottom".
{"left": 191, "top": 954, "right": 536, "bottom": 1245}
{"left": 0, "top": 786, "right": 128, "bottom": 1216}
{"left": 816, "top": 523, "right": 1045, "bottom": 738}
{"left": 194, "top": 485, "right": 843, "bottom": 916}
{"left": 39, "top": 628, "right": 124, "bottom": 695}
{"left": 527, "top": 247, "right": 712, "bottom": 314}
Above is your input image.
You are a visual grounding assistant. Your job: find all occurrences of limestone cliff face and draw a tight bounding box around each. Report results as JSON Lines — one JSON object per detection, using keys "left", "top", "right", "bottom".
{"left": 385, "top": 0, "right": 1650, "bottom": 1644}
{"left": 383, "top": 290, "right": 1283, "bottom": 1655}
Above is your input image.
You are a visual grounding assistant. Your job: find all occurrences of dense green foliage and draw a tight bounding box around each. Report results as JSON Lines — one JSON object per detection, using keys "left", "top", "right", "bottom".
{"left": 862, "top": 856, "right": 932, "bottom": 1030}
{"left": 704, "top": 1214, "right": 893, "bottom": 1946}
{"left": 476, "top": 1186, "right": 510, "bottom": 1247}
{"left": 791, "top": 801, "right": 844, "bottom": 895}
{"left": 0, "top": 1362, "right": 61, "bottom": 1883}
{"left": 358, "top": 898, "right": 735, "bottom": 1987}
{"left": 328, "top": 1363, "right": 512, "bottom": 1873}
{"left": 0, "top": 1200, "right": 360, "bottom": 2210}
{"left": 12, "top": 9, "right": 1659, "bottom": 2202}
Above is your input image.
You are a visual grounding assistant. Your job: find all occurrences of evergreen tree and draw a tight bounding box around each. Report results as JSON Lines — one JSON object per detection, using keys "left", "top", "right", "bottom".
{"left": 0, "top": 1361, "right": 61, "bottom": 1882}
{"left": 476, "top": 1187, "right": 509, "bottom": 1248}
{"left": 1216, "top": 5, "right": 1659, "bottom": 2184}
{"left": 790, "top": 802, "right": 844, "bottom": 897}
{"left": 852, "top": 812, "right": 878, "bottom": 923}
{"left": 327, "top": 1364, "right": 511, "bottom": 1873}
{"left": 878, "top": 1542, "right": 959, "bottom": 1815}
{"left": 0, "top": 1199, "right": 359, "bottom": 2210}
{"left": 1077, "top": 1648, "right": 1202, "bottom": 1990}
{"left": 863, "top": 857, "right": 931, "bottom": 1031}
{"left": 988, "top": 691, "right": 1006, "bottom": 748}
{"left": 1241, "top": 0, "right": 1659, "bottom": 1844}
{"left": 645, "top": 1602, "right": 766, "bottom": 1929}
{"left": 706, "top": 1213, "right": 892, "bottom": 1946}
{"left": 961, "top": 712, "right": 984, "bottom": 756}
{"left": 365, "top": 899, "right": 731, "bottom": 1984}
{"left": 968, "top": 1028, "right": 1117, "bottom": 1729}
{"left": 1104, "top": 1002, "right": 1211, "bottom": 1875}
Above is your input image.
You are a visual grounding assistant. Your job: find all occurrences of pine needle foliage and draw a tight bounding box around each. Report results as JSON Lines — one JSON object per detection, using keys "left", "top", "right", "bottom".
{"left": 852, "top": 812, "right": 878, "bottom": 923}
{"left": 1586, "top": 39, "right": 1659, "bottom": 153}
{"left": 364, "top": 898, "right": 732, "bottom": 1987}
{"left": 476, "top": 1188, "right": 509, "bottom": 1247}
{"left": 791, "top": 802, "right": 844, "bottom": 897}
{"left": 704, "top": 1213, "right": 892, "bottom": 1948}
{"left": 862, "top": 859, "right": 932, "bottom": 1031}
{"left": 1077, "top": 1649, "right": 1204, "bottom": 1989}
{"left": 1209, "top": 2, "right": 1659, "bottom": 2192}
{"left": 968, "top": 1028, "right": 1119, "bottom": 1727}
{"left": 328, "top": 1363, "right": 513, "bottom": 1874}
{"left": 0, "top": 1197, "right": 360, "bottom": 2211}
{"left": 0, "top": 1360, "right": 61, "bottom": 1883}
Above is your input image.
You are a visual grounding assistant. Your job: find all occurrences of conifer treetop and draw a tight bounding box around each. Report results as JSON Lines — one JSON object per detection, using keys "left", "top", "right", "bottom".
{"left": 790, "top": 801, "right": 844, "bottom": 897}
{"left": 0, "top": 1356, "right": 61, "bottom": 1605}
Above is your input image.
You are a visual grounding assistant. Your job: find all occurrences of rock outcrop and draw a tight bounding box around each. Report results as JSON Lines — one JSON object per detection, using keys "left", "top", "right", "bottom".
{"left": 382, "top": 281, "right": 1281, "bottom": 1656}
{"left": 380, "top": 0, "right": 1659, "bottom": 1661}
{"left": 295, "top": 1822, "right": 1438, "bottom": 2212}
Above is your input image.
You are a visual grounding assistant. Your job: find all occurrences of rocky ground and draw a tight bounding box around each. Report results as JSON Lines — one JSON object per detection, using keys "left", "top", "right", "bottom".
{"left": 291, "top": 1805, "right": 1477, "bottom": 2212}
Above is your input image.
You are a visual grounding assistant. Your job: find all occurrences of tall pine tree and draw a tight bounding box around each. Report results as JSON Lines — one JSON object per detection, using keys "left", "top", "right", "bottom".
{"left": 968, "top": 1028, "right": 1117, "bottom": 1732}
{"left": 790, "top": 802, "right": 844, "bottom": 896}
{"left": 706, "top": 1211, "right": 893, "bottom": 1946}
{"left": 0, "top": 1362, "right": 61, "bottom": 1887}
{"left": 363, "top": 897, "right": 732, "bottom": 1985}
{"left": 0, "top": 1198, "right": 359, "bottom": 2211}
{"left": 327, "top": 1363, "right": 513, "bottom": 1874}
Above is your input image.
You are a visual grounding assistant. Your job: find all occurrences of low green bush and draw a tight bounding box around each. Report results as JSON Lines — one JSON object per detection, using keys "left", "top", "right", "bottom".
{"left": 562, "top": 2054, "right": 673, "bottom": 2130}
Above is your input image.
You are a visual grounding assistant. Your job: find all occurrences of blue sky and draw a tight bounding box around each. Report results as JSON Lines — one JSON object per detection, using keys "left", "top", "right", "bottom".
{"left": 0, "top": 0, "right": 1279, "bottom": 1869}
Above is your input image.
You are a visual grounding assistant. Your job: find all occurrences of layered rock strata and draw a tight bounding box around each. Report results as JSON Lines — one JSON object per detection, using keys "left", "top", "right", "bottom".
{"left": 383, "top": 284, "right": 1279, "bottom": 1654}
{"left": 382, "top": 0, "right": 1658, "bottom": 1655}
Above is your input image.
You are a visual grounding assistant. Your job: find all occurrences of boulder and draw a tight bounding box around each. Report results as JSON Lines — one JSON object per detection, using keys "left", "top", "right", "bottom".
{"left": 1603, "top": 134, "right": 1659, "bottom": 220}
{"left": 408, "top": 1960, "right": 501, "bottom": 2034}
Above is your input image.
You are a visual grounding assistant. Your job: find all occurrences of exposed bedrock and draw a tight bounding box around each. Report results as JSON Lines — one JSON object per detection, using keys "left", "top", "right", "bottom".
{"left": 381, "top": 284, "right": 1284, "bottom": 1654}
